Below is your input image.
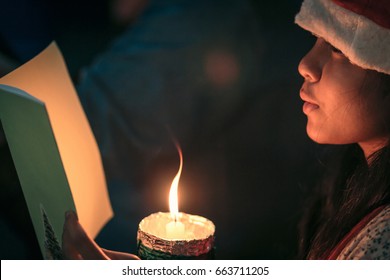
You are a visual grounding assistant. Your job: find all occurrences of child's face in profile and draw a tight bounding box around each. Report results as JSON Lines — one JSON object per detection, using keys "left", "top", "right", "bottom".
{"left": 298, "top": 37, "right": 390, "bottom": 157}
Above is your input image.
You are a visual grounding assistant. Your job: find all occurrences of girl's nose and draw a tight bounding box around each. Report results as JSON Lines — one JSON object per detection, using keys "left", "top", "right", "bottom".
{"left": 298, "top": 39, "right": 324, "bottom": 83}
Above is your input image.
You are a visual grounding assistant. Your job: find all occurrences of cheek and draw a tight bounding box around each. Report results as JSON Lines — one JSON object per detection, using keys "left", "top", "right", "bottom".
{"left": 319, "top": 70, "right": 367, "bottom": 125}
{"left": 323, "top": 59, "right": 369, "bottom": 99}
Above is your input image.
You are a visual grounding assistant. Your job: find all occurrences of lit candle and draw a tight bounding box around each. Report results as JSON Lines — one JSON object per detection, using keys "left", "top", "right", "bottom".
{"left": 137, "top": 143, "right": 215, "bottom": 259}
{"left": 165, "top": 143, "right": 185, "bottom": 239}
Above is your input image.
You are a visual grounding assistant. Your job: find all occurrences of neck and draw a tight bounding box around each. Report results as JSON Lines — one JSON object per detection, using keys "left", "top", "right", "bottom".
{"left": 359, "top": 138, "right": 388, "bottom": 163}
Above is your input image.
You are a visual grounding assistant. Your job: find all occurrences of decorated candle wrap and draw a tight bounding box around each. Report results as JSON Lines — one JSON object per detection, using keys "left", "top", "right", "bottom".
{"left": 137, "top": 212, "right": 215, "bottom": 259}
{"left": 137, "top": 144, "right": 216, "bottom": 259}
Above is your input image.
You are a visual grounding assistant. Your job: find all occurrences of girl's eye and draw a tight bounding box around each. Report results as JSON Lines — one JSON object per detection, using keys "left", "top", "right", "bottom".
{"left": 330, "top": 45, "right": 343, "bottom": 54}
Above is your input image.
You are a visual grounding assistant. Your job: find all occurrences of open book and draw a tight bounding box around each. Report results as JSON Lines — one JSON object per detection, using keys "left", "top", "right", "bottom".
{"left": 0, "top": 42, "right": 113, "bottom": 259}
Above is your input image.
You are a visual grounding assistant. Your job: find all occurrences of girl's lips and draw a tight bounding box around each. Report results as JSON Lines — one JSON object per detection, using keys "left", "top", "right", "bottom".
{"left": 300, "top": 86, "right": 319, "bottom": 114}
{"left": 303, "top": 101, "right": 319, "bottom": 114}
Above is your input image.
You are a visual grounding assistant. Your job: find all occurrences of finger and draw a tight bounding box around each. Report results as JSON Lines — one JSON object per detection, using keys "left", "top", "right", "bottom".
{"left": 62, "top": 211, "right": 84, "bottom": 259}
{"left": 64, "top": 211, "right": 108, "bottom": 260}
{"left": 102, "top": 249, "right": 140, "bottom": 260}
{"left": 62, "top": 211, "right": 109, "bottom": 260}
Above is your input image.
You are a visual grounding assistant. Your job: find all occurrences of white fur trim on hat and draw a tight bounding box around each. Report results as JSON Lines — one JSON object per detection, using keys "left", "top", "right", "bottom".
{"left": 295, "top": 0, "right": 390, "bottom": 75}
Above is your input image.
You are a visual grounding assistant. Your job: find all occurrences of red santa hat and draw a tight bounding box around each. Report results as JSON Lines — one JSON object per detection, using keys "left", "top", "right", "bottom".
{"left": 295, "top": 0, "right": 390, "bottom": 75}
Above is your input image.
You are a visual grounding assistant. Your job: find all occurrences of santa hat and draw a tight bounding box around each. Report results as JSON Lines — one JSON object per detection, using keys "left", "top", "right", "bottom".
{"left": 295, "top": 0, "right": 390, "bottom": 75}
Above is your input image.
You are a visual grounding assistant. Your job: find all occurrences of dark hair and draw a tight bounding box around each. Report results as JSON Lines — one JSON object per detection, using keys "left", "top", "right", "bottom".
{"left": 298, "top": 144, "right": 390, "bottom": 259}
{"left": 298, "top": 73, "right": 390, "bottom": 259}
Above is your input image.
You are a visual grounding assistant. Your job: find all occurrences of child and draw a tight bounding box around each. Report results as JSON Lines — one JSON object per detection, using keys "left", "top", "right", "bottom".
{"left": 296, "top": 0, "right": 390, "bottom": 259}
{"left": 62, "top": 0, "right": 390, "bottom": 259}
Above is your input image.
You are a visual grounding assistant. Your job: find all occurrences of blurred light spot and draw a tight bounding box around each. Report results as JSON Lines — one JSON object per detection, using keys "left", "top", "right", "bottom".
{"left": 205, "top": 50, "right": 239, "bottom": 89}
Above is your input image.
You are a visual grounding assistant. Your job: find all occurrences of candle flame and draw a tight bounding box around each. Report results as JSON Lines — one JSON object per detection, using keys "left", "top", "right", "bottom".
{"left": 169, "top": 142, "right": 183, "bottom": 221}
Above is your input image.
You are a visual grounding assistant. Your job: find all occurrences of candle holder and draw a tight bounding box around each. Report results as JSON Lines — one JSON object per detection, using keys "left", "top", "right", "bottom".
{"left": 137, "top": 212, "right": 215, "bottom": 260}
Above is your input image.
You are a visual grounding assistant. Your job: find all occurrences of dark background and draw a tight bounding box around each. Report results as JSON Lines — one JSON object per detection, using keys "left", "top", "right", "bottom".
{"left": 0, "top": 0, "right": 319, "bottom": 259}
